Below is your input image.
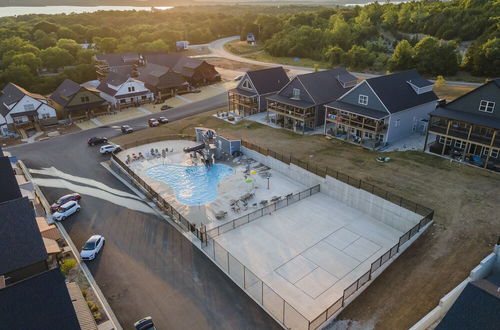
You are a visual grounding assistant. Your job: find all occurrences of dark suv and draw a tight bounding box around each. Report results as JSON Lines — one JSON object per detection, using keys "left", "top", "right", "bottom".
{"left": 87, "top": 137, "right": 108, "bottom": 146}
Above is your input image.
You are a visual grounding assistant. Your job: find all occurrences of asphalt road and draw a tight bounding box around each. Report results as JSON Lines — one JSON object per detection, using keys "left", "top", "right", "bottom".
{"left": 9, "top": 94, "right": 281, "bottom": 330}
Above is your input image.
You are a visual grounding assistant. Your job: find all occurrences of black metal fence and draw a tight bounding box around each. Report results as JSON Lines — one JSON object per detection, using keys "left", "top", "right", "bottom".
{"left": 205, "top": 185, "right": 321, "bottom": 240}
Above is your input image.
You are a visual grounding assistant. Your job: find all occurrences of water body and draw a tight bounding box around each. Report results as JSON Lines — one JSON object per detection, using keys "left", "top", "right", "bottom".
{"left": 0, "top": 6, "right": 173, "bottom": 17}
{"left": 146, "top": 164, "right": 234, "bottom": 206}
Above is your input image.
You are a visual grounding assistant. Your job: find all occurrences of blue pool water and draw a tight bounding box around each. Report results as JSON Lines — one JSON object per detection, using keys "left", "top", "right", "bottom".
{"left": 145, "top": 164, "right": 234, "bottom": 206}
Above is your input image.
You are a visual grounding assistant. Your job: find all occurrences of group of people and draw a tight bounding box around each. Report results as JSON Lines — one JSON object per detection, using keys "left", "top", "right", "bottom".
{"left": 124, "top": 147, "right": 174, "bottom": 164}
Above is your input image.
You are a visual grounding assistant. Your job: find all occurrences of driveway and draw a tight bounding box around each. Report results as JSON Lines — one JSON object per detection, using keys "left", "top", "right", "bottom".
{"left": 8, "top": 94, "right": 281, "bottom": 330}
{"left": 207, "top": 36, "right": 481, "bottom": 87}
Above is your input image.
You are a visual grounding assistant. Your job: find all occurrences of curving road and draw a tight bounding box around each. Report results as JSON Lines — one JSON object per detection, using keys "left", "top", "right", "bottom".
{"left": 208, "top": 36, "right": 481, "bottom": 87}
{"left": 8, "top": 94, "right": 281, "bottom": 330}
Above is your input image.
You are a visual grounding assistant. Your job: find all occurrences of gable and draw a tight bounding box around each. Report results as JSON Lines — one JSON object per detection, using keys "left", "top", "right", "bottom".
{"left": 445, "top": 82, "right": 500, "bottom": 120}
{"left": 340, "top": 81, "right": 388, "bottom": 113}
{"left": 279, "top": 78, "right": 314, "bottom": 104}
{"left": 67, "top": 88, "right": 104, "bottom": 106}
{"left": 115, "top": 79, "right": 149, "bottom": 96}
{"left": 9, "top": 95, "right": 42, "bottom": 116}
{"left": 237, "top": 75, "right": 256, "bottom": 93}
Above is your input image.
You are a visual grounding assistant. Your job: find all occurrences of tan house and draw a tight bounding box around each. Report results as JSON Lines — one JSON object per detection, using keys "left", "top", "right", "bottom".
{"left": 49, "top": 79, "right": 109, "bottom": 121}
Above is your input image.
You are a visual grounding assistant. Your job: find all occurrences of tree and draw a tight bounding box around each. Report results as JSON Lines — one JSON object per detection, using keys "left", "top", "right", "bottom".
{"left": 413, "top": 37, "right": 459, "bottom": 75}
{"left": 388, "top": 40, "right": 414, "bottom": 71}
{"left": 94, "top": 37, "right": 118, "bottom": 53}
{"left": 345, "top": 45, "right": 376, "bottom": 70}
{"left": 325, "top": 45, "right": 345, "bottom": 66}
{"left": 464, "top": 38, "right": 500, "bottom": 76}
{"left": 33, "top": 30, "right": 57, "bottom": 49}
{"left": 57, "top": 39, "right": 81, "bottom": 57}
{"left": 10, "top": 53, "right": 42, "bottom": 74}
{"left": 33, "top": 20, "right": 59, "bottom": 34}
{"left": 40, "top": 47, "right": 74, "bottom": 71}
{"left": 255, "top": 15, "right": 283, "bottom": 41}
{"left": 328, "top": 14, "right": 354, "bottom": 51}
{"left": 138, "top": 40, "right": 171, "bottom": 53}
{"left": 1, "top": 64, "right": 37, "bottom": 89}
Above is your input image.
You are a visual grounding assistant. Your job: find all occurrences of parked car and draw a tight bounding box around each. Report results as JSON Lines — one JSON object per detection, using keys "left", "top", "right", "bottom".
{"left": 100, "top": 144, "right": 121, "bottom": 154}
{"left": 160, "top": 105, "right": 172, "bottom": 111}
{"left": 80, "top": 235, "right": 105, "bottom": 261}
{"left": 134, "top": 317, "right": 156, "bottom": 330}
{"left": 50, "top": 193, "right": 81, "bottom": 212}
{"left": 148, "top": 118, "right": 160, "bottom": 127}
{"left": 121, "top": 125, "right": 133, "bottom": 134}
{"left": 88, "top": 136, "right": 108, "bottom": 146}
{"left": 52, "top": 201, "right": 80, "bottom": 221}
{"left": 158, "top": 116, "right": 169, "bottom": 124}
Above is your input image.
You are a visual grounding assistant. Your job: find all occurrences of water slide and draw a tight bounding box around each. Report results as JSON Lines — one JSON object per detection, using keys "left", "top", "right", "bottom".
{"left": 183, "top": 144, "right": 205, "bottom": 153}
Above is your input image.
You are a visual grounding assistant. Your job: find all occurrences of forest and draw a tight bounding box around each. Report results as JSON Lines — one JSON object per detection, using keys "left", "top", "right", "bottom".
{"left": 0, "top": 1, "right": 498, "bottom": 94}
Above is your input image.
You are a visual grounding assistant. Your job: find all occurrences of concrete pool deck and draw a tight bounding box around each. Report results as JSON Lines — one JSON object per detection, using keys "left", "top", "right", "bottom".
{"left": 118, "top": 140, "right": 307, "bottom": 230}
{"left": 213, "top": 191, "right": 409, "bottom": 323}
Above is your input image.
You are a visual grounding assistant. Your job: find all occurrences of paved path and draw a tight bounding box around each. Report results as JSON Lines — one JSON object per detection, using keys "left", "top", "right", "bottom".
{"left": 208, "top": 36, "right": 481, "bottom": 87}
{"left": 136, "top": 106, "right": 153, "bottom": 115}
{"left": 8, "top": 94, "right": 281, "bottom": 330}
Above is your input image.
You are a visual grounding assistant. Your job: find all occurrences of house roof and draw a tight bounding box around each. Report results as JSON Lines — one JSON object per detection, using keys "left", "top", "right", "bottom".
{"left": 228, "top": 88, "right": 257, "bottom": 97}
{"left": 137, "top": 64, "right": 188, "bottom": 89}
{"left": 137, "top": 63, "right": 169, "bottom": 77}
{"left": 0, "top": 197, "right": 48, "bottom": 275}
{"left": 96, "top": 72, "right": 130, "bottom": 96}
{"left": 407, "top": 76, "right": 433, "bottom": 88}
{"left": 143, "top": 52, "right": 186, "bottom": 70}
{"left": 365, "top": 70, "right": 438, "bottom": 113}
{"left": 0, "top": 269, "right": 80, "bottom": 330}
{"left": 436, "top": 279, "right": 500, "bottom": 330}
{"left": 431, "top": 106, "right": 500, "bottom": 130}
{"left": 0, "top": 156, "right": 22, "bottom": 203}
{"left": 49, "top": 79, "right": 82, "bottom": 107}
{"left": 326, "top": 100, "right": 389, "bottom": 120}
{"left": 267, "top": 93, "right": 314, "bottom": 109}
{"left": 0, "top": 83, "right": 45, "bottom": 117}
{"left": 293, "top": 68, "right": 356, "bottom": 105}
{"left": 244, "top": 67, "right": 289, "bottom": 95}
{"left": 95, "top": 52, "right": 139, "bottom": 67}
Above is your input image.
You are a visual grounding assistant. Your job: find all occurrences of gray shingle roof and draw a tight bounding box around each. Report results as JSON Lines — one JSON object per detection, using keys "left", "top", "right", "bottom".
{"left": 143, "top": 52, "right": 185, "bottom": 70}
{"left": 0, "top": 197, "right": 48, "bottom": 275}
{"left": 0, "top": 83, "right": 45, "bottom": 117}
{"left": 0, "top": 156, "right": 22, "bottom": 203}
{"left": 95, "top": 52, "right": 139, "bottom": 67}
{"left": 326, "top": 100, "right": 389, "bottom": 120}
{"left": 366, "top": 70, "right": 438, "bottom": 113}
{"left": 295, "top": 68, "right": 356, "bottom": 105}
{"left": 267, "top": 93, "right": 314, "bottom": 109}
{"left": 245, "top": 67, "right": 289, "bottom": 95}
{"left": 96, "top": 72, "right": 130, "bottom": 96}
{"left": 0, "top": 269, "right": 80, "bottom": 330}
{"left": 431, "top": 106, "right": 500, "bottom": 130}
{"left": 436, "top": 280, "right": 500, "bottom": 330}
{"left": 49, "top": 79, "right": 81, "bottom": 107}
{"left": 137, "top": 64, "right": 187, "bottom": 89}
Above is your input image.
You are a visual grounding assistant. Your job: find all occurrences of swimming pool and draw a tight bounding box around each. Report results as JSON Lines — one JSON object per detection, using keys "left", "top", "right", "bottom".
{"left": 145, "top": 164, "right": 234, "bottom": 206}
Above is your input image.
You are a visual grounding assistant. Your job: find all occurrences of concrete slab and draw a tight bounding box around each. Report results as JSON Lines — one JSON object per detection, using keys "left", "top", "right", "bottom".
{"left": 276, "top": 255, "right": 317, "bottom": 284}
{"left": 295, "top": 267, "right": 338, "bottom": 299}
{"left": 302, "top": 241, "right": 360, "bottom": 279}
{"left": 324, "top": 228, "right": 360, "bottom": 250}
{"left": 343, "top": 237, "right": 381, "bottom": 262}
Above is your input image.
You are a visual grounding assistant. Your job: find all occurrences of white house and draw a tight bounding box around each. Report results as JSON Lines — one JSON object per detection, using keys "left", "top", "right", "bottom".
{"left": 96, "top": 72, "right": 154, "bottom": 108}
{"left": 0, "top": 83, "right": 57, "bottom": 136}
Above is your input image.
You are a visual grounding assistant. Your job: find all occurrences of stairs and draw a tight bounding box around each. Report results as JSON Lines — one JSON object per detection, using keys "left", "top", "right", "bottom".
{"left": 18, "top": 128, "right": 28, "bottom": 139}
{"left": 34, "top": 122, "right": 42, "bottom": 132}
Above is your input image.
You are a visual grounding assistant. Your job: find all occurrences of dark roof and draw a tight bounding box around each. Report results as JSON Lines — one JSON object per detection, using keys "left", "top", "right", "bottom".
{"left": 366, "top": 70, "right": 438, "bottom": 113}
{"left": 137, "top": 64, "right": 188, "bottom": 89}
{"left": 228, "top": 88, "right": 257, "bottom": 97}
{"left": 95, "top": 52, "right": 139, "bottom": 67}
{"left": 65, "top": 101, "right": 107, "bottom": 112}
{"left": 295, "top": 68, "right": 356, "bottom": 105}
{"left": 267, "top": 93, "right": 314, "bottom": 109}
{"left": 0, "top": 269, "right": 80, "bottom": 330}
{"left": 49, "top": 79, "right": 82, "bottom": 107}
{"left": 407, "top": 76, "right": 433, "bottom": 88}
{"left": 431, "top": 107, "right": 500, "bottom": 130}
{"left": 0, "top": 197, "right": 47, "bottom": 275}
{"left": 143, "top": 52, "right": 185, "bottom": 70}
{"left": 436, "top": 280, "right": 500, "bottom": 330}
{"left": 0, "top": 156, "right": 22, "bottom": 203}
{"left": 326, "top": 100, "right": 389, "bottom": 120}
{"left": 137, "top": 63, "right": 169, "bottom": 77}
{"left": 245, "top": 67, "right": 289, "bottom": 95}
{"left": 0, "top": 83, "right": 45, "bottom": 117}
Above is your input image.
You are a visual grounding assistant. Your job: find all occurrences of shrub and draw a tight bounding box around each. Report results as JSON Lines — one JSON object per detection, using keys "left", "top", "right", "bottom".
{"left": 60, "top": 258, "right": 77, "bottom": 276}
{"left": 92, "top": 312, "right": 102, "bottom": 322}
{"left": 435, "top": 75, "right": 446, "bottom": 88}
{"left": 81, "top": 289, "right": 88, "bottom": 298}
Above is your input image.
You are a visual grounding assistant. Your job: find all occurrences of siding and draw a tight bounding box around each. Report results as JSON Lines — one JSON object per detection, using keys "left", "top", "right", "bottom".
{"left": 67, "top": 89, "right": 104, "bottom": 107}
{"left": 340, "top": 81, "right": 387, "bottom": 113}
{"left": 445, "top": 83, "right": 500, "bottom": 120}
{"left": 386, "top": 101, "right": 436, "bottom": 143}
{"left": 279, "top": 78, "right": 314, "bottom": 104}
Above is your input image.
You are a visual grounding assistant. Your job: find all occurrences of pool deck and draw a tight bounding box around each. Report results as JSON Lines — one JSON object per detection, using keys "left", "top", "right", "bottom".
{"left": 118, "top": 140, "right": 306, "bottom": 230}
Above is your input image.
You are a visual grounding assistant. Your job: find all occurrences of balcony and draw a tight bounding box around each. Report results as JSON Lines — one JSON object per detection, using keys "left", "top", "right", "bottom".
{"left": 267, "top": 103, "right": 314, "bottom": 122}
{"left": 429, "top": 123, "right": 499, "bottom": 148}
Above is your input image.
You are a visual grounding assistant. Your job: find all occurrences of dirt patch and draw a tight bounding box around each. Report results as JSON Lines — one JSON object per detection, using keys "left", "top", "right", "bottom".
{"left": 112, "top": 109, "right": 499, "bottom": 330}
{"left": 434, "top": 84, "right": 474, "bottom": 101}
{"left": 206, "top": 57, "right": 268, "bottom": 72}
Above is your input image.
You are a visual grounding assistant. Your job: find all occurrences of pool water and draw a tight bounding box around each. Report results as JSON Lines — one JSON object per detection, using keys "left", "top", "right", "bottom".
{"left": 145, "top": 164, "right": 234, "bottom": 206}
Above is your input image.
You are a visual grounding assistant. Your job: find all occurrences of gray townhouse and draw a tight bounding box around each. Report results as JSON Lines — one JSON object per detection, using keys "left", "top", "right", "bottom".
{"left": 324, "top": 70, "right": 438, "bottom": 149}
{"left": 227, "top": 67, "right": 289, "bottom": 118}
{"left": 266, "top": 67, "right": 357, "bottom": 134}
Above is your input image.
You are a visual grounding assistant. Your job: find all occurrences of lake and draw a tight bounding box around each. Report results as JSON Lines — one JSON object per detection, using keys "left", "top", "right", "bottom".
{"left": 0, "top": 6, "right": 173, "bottom": 17}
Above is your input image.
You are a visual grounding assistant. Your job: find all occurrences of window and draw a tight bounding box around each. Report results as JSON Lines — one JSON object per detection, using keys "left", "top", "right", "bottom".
{"left": 128, "top": 86, "right": 135, "bottom": 92}
{"left": 41, "top": 113, "right": 50, "bottom": 119}
{"left": 242, "top": 79, "right": 251, "bottom": 89}
{"left": 358, "top": 94, "right": 368, "bottom": 105}
{"left": 483, "top": 148, "right": 499, "bottom": 158}
{"left": 120, "top": 99, "right": 126, "bottom": 104}
{"left": 439, "top": 136, "right": 452, "bottom": 146}
{"left": 479, "top": 100, "right": 495, "bottom": 113}
{"left": 292, "top": 88, "right": 301, "bottom": 99}
{"left": 455, "top": 140, "right": 466, "bottom": 149}
{"left": 80, "top": 96, "right": 90, "bottom": 103}
{"left": 141, "top": 95, "right": 147, "bottom": 100}
{"left": 23, "top": 104, "right": 35, "bottom": 111}
{"left": 394, "top": 119, "right": 400, "bottom": 128}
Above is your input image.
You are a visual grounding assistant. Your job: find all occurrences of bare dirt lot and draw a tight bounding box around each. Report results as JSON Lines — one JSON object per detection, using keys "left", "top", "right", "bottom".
{"left": 112, "top": 107, "right": 499, "bottom": 330}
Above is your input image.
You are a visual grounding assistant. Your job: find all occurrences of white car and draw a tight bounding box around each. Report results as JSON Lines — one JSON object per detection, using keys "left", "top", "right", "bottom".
{"left": 100, "top": 144, "right": 121, "bottom": 154}
{"left": 52, "top": 201, "right": 80, "bottom": 221}
{"left": 80, "top": 235, "right": 105, "bottom": 261}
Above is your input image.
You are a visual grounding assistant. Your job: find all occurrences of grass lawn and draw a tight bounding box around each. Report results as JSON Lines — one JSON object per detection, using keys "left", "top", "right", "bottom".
{"left": 112, "top": 105, "right": 499, "bottom": 330}
{"left": 434, "top": 84, "right": 474, "bottom": 101}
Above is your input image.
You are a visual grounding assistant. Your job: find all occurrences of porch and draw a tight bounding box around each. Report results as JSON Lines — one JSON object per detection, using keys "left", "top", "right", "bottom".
{"left": 228, "top": 89, "right": 258, "bottom": 118}
{"left": 266, "top": 99, "right": 316, "bottom": 135}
